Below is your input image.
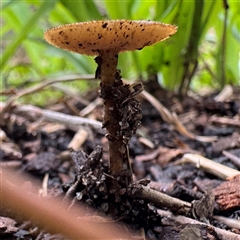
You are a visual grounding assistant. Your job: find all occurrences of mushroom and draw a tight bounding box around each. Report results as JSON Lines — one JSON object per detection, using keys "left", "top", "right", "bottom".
{"left": 44, "top": 20, "right": 177, "bottom": 186}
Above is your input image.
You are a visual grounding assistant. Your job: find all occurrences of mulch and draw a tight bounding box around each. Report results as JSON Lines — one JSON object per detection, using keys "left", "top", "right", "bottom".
{"left": 1, "top": 79, "right": 240, "bottom": 240}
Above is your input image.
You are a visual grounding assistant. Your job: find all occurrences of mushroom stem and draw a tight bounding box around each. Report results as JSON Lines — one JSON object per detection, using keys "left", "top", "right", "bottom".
{"left": 98, "top": 50, "right": 132, "bottom": 185}
{"left": 99, "top": 50, "right": 118, "bottom": 86}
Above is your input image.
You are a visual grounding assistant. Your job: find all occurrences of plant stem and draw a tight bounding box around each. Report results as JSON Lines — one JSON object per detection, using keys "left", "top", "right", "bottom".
{"left": 220, "top": 0, "right": 229, "bottom": 88}
{"left": 178, "top": 0, "right": 203, "bottom": 95}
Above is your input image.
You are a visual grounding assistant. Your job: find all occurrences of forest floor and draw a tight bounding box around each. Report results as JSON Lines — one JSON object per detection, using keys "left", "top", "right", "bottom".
{"left": 1, "top": 78, "right": 240, "bottom": 240}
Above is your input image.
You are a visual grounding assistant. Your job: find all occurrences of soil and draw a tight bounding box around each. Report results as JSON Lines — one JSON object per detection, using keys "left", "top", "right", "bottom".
{"left": 1, "top": 78, "right": 240, "bottom": 240}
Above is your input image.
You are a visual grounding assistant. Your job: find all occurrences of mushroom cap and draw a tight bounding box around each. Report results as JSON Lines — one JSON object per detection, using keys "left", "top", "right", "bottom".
{"left": 44, "top": 20, "right": 177, "bottom": 56}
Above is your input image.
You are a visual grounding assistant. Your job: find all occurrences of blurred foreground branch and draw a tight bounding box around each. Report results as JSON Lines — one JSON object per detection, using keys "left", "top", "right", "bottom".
{"left": 0, "top": 169, "right": 135, "bottom": 240}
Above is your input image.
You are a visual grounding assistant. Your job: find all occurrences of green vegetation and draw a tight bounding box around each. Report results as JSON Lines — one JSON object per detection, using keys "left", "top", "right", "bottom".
{"left": 1, "top": 0, "right": 239, "bottom": 102}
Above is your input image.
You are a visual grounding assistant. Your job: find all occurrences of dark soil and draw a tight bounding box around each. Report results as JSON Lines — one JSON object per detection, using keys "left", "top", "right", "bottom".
{"left": 1, "top": 79, "right": 240, "bottom": 239}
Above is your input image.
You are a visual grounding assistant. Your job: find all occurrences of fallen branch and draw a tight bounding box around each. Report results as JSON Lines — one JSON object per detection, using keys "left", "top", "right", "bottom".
{"left": 0, "top": 169, "right": 135, "bottom": 240}
{"left": 1, "top": 103, "right": 102, "bottom": 131}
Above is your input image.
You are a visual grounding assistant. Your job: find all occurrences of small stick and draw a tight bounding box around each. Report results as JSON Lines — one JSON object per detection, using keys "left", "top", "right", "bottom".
{"left": 0, "top": 169, "right": 135, "bottom": 240}
{"left": 158, "top": 209, "right": 240, "bottom": 240}
{"left": 1, "top": 103, "right": 102, "bottom": 131}
{"left": 68, "top": 128, "right": 89, "bottom": 150}
{"left": 0, "top": 161, "right": 22, "bottom": 169}
{"left": 128, "top": 184, "right": 191, "bottom": 215}
{"left": 209, "top": 116, "right": 240, "bottom": 127}
{"left": 177, "top": 153, "right": 240, "bottom": 180}
{"left": 40, "top": 173, "right": 49, "bottom": 197}
{"left": 141, "top": 90, "right": 217, "bottom": 142}
{"left": 80, "top": 97, "right": 102, "bottom": 117}
{"left": 0, "top": 74, "right": 95, "bottom": 122}
{"left": 213, "top": 216, "right": 240, "bottom": 230}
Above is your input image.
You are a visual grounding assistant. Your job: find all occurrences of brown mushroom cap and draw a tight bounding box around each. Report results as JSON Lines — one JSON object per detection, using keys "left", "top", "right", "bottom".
{"left": 44, "top": 20, "right": 177, "bottom": 56}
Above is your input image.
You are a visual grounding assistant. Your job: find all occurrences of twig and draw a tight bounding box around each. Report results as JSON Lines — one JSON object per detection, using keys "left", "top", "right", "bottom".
{"left": 158, "top": 209, "right": 240, "bottom": 240}
{"left": 80, "top": 97, "right": 102, "bottom": 117}
{"left": 138, "top": 137, "right": 155, "bottom": 149}
{"left": 0, "top": 161, "right": 22, "bottom": 169}
{"left": 209, "top": 116, "right": 240, "bottom": 127}
{"left": 68, "top": 128, "right": 89, "bottom": 150}
{"left": 40, "top": 173, "right": 49, "bottom": 197}
{"left": 128, "top": 183, "right": 191, "bottom": 215}
{"left": 184, "top": 60, "right": 198, "bottom": 96}
{"left": 177, "top": 153, "right": 240, "bottom": 180}
{"left": 1, "top": 103, "right": 102, "bottom": 131}
{"left": 223, "top": 150, "right": 240, "bottom": 169}
{"left": 214, "top": 85, "right": 233, "bottom": 102}
{"left": 141, "top": 90, "right": 217, "bottom": 142}
{"left": 141, "top": 90, "right": 194, "bottom": 139}
{"left": 213, "top": 215, "right": 240, "bottom": 230}
{"left": 0, "top": 74, "right": 95, "bottom": 123}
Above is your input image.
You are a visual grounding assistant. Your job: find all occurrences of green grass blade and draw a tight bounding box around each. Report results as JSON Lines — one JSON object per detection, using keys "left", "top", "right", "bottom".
{"left": 1, "top": 1, "right": 56, "bottom": 70}
{"left": 60, "top": 0, "right": 102, "bottom": 21}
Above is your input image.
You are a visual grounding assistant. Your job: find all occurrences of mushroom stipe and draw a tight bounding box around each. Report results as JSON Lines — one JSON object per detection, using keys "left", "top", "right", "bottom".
{"left": 44, "top": 20, "right": 177, "bottom": 188}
